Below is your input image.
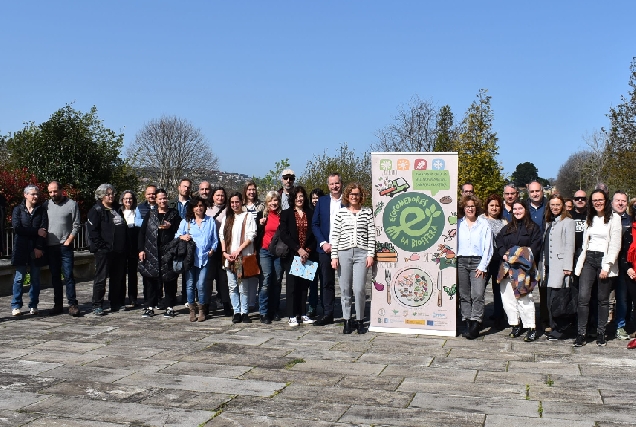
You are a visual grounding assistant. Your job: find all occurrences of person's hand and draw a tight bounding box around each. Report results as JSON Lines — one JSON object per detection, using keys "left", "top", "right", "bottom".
{"left": 475, "top": 269, "right": 485, "bottom": 278}
{"left": 331, "top": 258, "right": 338, "bottom": 269}
{"left": 503, "top": 255, "right": 508, "bottom": 262}
{"left": 563, "top": 270, "right": 572, "bottom": 276}
{"left": 179, "top": 234, "right": 191, "bottom": 241}
{"left": 208, "top": 250, "right": 214, "bottom": 257}
{"left": 366, "top": 256, "right": 374, "bottom": 268}
{"left": 599, "top": 270, "right": 609, "bottom": 280}
{"left": 33, "top": 248, "right": 44, "bottom": 259}
{"left": 259, "top": 218, "right": 266, "bottom": 225}
{"left": 139, "top": 251, "right": 146, "bottom": 262}
{"left": 230, "top": 250, "right": 241, "bottom": 259}
{"left": 322, "top": 243, "right": 332, "bottom": 254}
{"left": 298, "top": 248, "right": 309, "bottom": 264}
{"left": 63, "top": 238, "right": 73, "bottom": 246}
{"left": 628, "top": 268, "right": 635, "bottom": 280}
{"left": 37, "top": 228, "right": 47, "bottom": 237}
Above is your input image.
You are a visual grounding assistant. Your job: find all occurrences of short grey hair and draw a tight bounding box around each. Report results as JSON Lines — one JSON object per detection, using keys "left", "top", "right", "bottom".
{"left": 95, "top": 184, "right": 115, "bottom": 201}
{"left": 23, "top": 185, "right": 39, "bottom": 195}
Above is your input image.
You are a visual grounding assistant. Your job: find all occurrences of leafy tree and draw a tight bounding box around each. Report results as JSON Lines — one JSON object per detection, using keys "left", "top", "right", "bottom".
{"left": 127, "top": 115, "right": 218, "bottom": 195}
{"left": 603, "top": 58, "right": 636, "bottom": 195}
{"left": 433, "top": 105, "right": 456, "bottom": 152}
{"left": 372, "top": 95, "right": 439, "bottom": 153}
{"left": 299, "top": 142, "right": 371, "bottom": 206}
{"left": 511, "top": 162, "right": 539, "bottom": 187}
{"left": 4, "top": 105, "right": 136, "bottom": 212}
{"left": 252, "top": 158, "right": 290, "bottom": 192}
{"left": 455, "top": 89, "right": 506, "bottom": 201}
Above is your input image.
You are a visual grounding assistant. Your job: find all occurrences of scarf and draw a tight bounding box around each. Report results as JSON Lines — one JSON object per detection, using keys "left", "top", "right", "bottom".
{"left": 497, "top": 245, "right": 539, "bottom": 299}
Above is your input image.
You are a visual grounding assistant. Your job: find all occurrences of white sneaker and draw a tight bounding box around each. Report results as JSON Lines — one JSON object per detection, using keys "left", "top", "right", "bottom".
{"left": 288, "top": 317, "right": 298, "bottom": 326}
{"left": 301, "top": 315, "right": 315, "bottom": 324}
{"left": 12, "top": 308, "right": 21, "bottom": 316}
{"left": 30, "top": 308, "right": 38, "bottom": 315}
{"left": 185, "top": 302, "right": 190, "bottom": 308}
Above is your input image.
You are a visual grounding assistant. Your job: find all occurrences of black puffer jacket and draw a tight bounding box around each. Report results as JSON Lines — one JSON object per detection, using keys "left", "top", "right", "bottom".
{"left": 161, "top": 238, "right": 196, "bottom": 282}
{"left": 137, "top": 208, "right": 180, "bottom": 278}
{"left": 12, "top": 201, "right": 48, "bottom": 266}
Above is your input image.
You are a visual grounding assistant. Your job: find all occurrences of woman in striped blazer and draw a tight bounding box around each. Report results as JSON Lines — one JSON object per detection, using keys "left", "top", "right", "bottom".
{"left": 331, "top": 182, "right": 376, "bottom": 334}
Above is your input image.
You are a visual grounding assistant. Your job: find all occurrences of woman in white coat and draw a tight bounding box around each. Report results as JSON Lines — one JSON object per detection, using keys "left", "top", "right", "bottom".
{"left": 574, "top": 189, "right": 622, "bottom": 347}
{"left": 542, "top": 194, "right": 575, "bottom": 340}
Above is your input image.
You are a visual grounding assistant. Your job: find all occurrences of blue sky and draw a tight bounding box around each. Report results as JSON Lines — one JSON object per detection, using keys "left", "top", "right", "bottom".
{"left": 1, "top": 1, "right": 634, "bottom": 182}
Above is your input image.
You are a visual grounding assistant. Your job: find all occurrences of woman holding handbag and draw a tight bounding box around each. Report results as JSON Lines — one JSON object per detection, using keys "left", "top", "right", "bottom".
{"left": 279, "top": 186, "right": 317, "bottom": 326}
{"left": 175, "top": 196, "right": 218, "bottom": 322}
{"left": 542, "top": 194, "right": 575, "bottom": 341}
{"left": 255, "top": 191, "right": 283, "bottom": 324}
{"left": 219, "top": 192, "right": 257, "bottom": 324}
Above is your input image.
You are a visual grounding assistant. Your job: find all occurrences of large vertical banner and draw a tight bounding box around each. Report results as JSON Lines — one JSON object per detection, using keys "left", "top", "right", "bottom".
{"left": 369, "top": 152, "right": 458, "bottom": 336}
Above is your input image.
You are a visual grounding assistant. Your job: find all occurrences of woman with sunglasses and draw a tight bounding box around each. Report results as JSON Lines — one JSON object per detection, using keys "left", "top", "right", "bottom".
{"left": 574, "top": 189, "right": 621, "bottom": 347}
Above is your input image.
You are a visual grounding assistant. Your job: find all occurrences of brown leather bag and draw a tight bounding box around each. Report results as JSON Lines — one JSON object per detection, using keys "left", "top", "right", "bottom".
{"left": 238, "top": 214, "right": 260, "bottom": 279}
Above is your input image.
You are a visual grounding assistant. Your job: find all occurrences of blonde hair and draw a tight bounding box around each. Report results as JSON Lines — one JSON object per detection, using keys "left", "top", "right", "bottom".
{"left": 263, "top": 190, "right": 281, "bottom": 218}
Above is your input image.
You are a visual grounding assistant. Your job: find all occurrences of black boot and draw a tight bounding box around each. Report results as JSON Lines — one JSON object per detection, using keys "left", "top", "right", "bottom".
{"left": 467, "top": 320, "right": 481, "bottom": 340}
{"left": 462, "top": 320, "right": 473, "bottom": 338}
{"left": 357, "top": 319, "right": 366, "bottom": 334}
{"left": 343, "top": 318, "right": 353, "bottom": 334}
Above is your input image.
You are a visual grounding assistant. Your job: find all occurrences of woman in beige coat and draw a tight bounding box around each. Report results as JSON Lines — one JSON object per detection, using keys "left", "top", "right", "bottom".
{"left": 542, "top": 195, "right": 575, "bottom": 340}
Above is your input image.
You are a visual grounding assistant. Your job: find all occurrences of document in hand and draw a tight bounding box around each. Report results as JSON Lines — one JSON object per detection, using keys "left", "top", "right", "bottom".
{"left": 289, "top": 256, "right": 318, "bottom": 281}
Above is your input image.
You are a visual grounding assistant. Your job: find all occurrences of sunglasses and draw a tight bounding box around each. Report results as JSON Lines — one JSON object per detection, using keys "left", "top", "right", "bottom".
{"left": 282, "top": 175, "right": 295, "bottom": 180}
{"left": 573, "top": 197, "right": 586, "bottom": 201}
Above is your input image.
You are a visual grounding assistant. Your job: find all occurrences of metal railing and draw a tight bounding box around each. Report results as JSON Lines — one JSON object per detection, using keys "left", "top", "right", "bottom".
{"left": 2, "top": 223, "right": 89, "bottom": 258}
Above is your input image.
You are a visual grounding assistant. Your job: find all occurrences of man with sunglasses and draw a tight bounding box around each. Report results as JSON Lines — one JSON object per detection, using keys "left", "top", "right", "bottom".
{"left": 571, "top": 190, "right": 588, "bottom": 259}
{"left": 279, "top": 169, "right": 296, "bottom": 210}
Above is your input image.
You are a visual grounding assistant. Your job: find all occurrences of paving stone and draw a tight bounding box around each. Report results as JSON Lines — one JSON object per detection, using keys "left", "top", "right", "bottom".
{"left": 398, "top": 378, "right": 524, "bottom": 399}
{"left": 19, "top": 350, "right": 106, "bottom": 366}
{"left": 337, "top": 375, "right": 405, "bottom": 391}
{"left": 22, "top": 396, "right": 214, "bottom": 426}
{"left": 429, "top": 356, "right": 508, "bottom": 372}
{"left": 0, "top": 348, "right": 37, "bottom": 359}
{"left": 0, "top": 389, "right": 49, "bottom": 410}
{"left": 0, "top": 410, "right": 38, "bottom": 427}
{"left": 358, "top": 353, "right": 436, "bottom": 365}
{"left": 380, "top": 365, "right": 478, "bottom": 383}
{"left": 484, "top": 414, "right": 595, "bottom": 427}
{"left": 262, "top": 337, "right": 337, "bottom": 351}
{"left": 239, "top": 367, "right": 343, "bottom": 387}
{"left": 286, "top": 347, "right": 363, "bottom": 362}
{"left": 0, "top": 359, "right": 62, "bottom": 375}
{"left": 200, "top": 333, "right": 275, "bottom": 346}
{"left": 116, "top": 372, "right": 286, "bottom": 397}
{"left": 507, "top": 360, "right": 582, "bottom": 375}
{"left": 447, "top": 347, "right": 535, "bottom": 361}
{"left": 540, "top": 401, "right": 636, "bottom": 423}
{"left": 289, "top": 359, "right": 385, "bottom": 376}
{"left": 281, "top": 383, "right": 413, "bottom": 408}
{"left": 474, "top": 370, "right": 549, "bottom": 387}
{"left": 409, "top": 392, "right": 540, "bottom": 417}
{"left": 206, "top": 412, "right": 356, "bottom": 427}
{"left": 159, "top": 361, "right": 252, "bottom": 378}
{"left": 139, "top": 389, "right": 233, "bottom": 411}
{"left": 31, "top": 340, "right": 105, "bottom": 353}
{"left": 51, "top": 324, "right": 117, "bottom": 336}
{"left": 43, "top": 365, "right": 136, "bottom": 383}
{"left": 338, "top": 405, "right": 486, "bottom": 426}
{"left": 83, "top": 356, "right": 175, "bottom": 373}
{"left": 39, "top": 381, "right": 152, "bottom": 403}
{"left": 87, "top": 345, "right": 166, "bottom": 359}
{"left": 23, "top": 417, "right": 125, "bottom": 427}
{"left": 222, "top": 395, "right": 349, "bottom": 422}
{"left": 599, "top": 388, "right": 636, "bottom": 405}
{"left": 0, "top": 373, "right": 63, "bottom": 393}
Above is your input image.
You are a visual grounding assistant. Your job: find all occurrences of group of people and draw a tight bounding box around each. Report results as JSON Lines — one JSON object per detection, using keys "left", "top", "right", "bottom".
{"left": 9, "top": 171, "right": 376, "bottom": 336}
{"left": 457, "top": 181, "right": 636, "bottom": 348}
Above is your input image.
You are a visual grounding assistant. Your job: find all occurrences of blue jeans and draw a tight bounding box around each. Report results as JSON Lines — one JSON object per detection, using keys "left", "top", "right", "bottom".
{"left": 186, "top": 263, "right": 210, "bottom": 305}
{"left": 615, "top": 273, "right": 633, "bottom": 329}
{"left": 259, "top": 248, "right": 282, "bottom": 316}
{"left": 48, "top": 244, "right": 77, "bottom": 306}
{"left": 227, "top": 270, "right": 249, "bottom": 314}
{"left": 12, "top": 261, "right": 41, "bottom": 309}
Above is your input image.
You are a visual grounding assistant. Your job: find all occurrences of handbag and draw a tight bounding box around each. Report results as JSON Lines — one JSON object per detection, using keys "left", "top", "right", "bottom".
{"left": 237, "top": 214, "right": 260, "bottom": 279}
{"left": 268, "top": 229, "right": 289, "bottom": 258}
{"left": 172, "top": 222, "right": 191, "bottom": 274}
{"left": 550, "top": 275, "right": 577, "bottom": 318}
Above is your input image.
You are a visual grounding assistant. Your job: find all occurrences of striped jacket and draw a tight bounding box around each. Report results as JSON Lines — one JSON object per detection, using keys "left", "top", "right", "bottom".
{"left": 331, "top": 207, "right": 376, "bottom": 259}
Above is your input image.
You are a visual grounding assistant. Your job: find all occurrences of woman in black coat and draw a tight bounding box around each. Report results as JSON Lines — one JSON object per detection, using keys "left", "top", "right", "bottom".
{"left": 11, "top": 185, "right": 48, "bottom": 316}
{"left": 279, "top": 186, "right": 317, "bottom": 326}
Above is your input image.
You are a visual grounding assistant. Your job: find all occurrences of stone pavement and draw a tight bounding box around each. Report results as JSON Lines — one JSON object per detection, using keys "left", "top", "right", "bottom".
{"left": 1, "top": 277, "right": 635, "bottom": 427}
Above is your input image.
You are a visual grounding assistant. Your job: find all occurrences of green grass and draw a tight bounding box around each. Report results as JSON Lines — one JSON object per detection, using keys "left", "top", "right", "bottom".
{"left": 284, "top": 358, "right": 305, "bottom": 369}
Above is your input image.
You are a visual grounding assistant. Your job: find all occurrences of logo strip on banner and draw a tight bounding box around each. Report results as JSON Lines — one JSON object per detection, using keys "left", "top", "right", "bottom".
{"left": 369, "top": 152, "right": 458, "bottom": 336}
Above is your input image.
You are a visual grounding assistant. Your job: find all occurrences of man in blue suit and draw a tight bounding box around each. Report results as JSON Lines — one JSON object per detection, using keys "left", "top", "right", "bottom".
{"left": 311, "top": 173, "right": 343, "bottom": 326}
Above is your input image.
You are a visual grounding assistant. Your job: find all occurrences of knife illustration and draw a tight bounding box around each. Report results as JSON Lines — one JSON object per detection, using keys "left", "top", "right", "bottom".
{"left": 437, "top": 270, "right": 442, "bottom": 307}
{"left": 385, "top": 269, "right": 392, "bottom": 305}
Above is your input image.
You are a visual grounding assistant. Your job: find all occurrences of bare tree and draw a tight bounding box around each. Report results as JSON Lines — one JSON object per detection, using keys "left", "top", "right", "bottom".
{"left": 372, "top": 95, "right": 439, "bottom": 152}
{"left": 127, "top": 116, "right": 219, "bottom": 193}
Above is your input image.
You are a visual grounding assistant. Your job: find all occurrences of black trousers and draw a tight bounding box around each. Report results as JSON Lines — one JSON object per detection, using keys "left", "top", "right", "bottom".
{"left": 125, "top": 253, "right": 138, "bottom": 302}
{"left": 282, "top": 257, "right": 310, "bottom": 318}
{"left": 145, "top": 276, "right": 177, "bottom": 309}
{"left": 319, "top": 252, "right": 336, "bottom": 317}
{"left": 210, "top": 252, "right": 229, "bottom": 303}
{"left": 92, "top": 251, "right": 126, "bottom": 308}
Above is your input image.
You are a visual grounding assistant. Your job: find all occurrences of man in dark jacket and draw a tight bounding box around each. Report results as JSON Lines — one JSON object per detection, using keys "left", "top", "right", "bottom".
{"left": 11, "top": 185, "right": 48, "bottom": 316}
{"left": 169, "top": 178, "right": 191, "bottom": 304}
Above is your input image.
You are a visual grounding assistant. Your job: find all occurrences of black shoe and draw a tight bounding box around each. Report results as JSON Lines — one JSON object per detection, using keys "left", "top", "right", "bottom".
{"left": 110, "top": 306, "right": 121, "bottom": 313}
{"left": 260, "top": 315, "right": 271, "bottom": 324}
{"left": 524, "top": 328, "right": 537, "bottom": 342}
{"left": 314, "top": 315, "right": 334, "bottom": 326}
{"left": 343, "top": 319, "right": 353, "bottom": 334}
{"left": 273, "top": 313, "right": 281, "bottom": 322}
{"left": 223, "top": 303, "right": 233, "bottom": 317}
{"left": 232, "top": 313, "right": 242, "bottom": 323}
{"left": 509, "top": 325, "right": 523, "bottom": 338}
{"left": 467, "top": 321, "right": 481, "bottom": 340}
{"left": 546, "top": 333, "right": 558, "bottom": 341}
{"left": 130, "top": 300, "right": 140, "bottom": 308}
{"left": 461, "top": 320, "right": 472, "bottom": 338}
{"left": 596, "top": 333, "right": 607, "bottom": 347}
{"left": 242, "top": 313, "right": 252, "bottom": 323}
{"left": 163, "top": 308, "right": 176, "bottom": 318}
{"left": 50, "top": 305, "right": 63, "bottom": 316}
{"left": 573, "top": 334, "right": 586, "bottom": 347}
{"left": 142, "top": 308, "right": 154, "bottom": 318}
{"left": 357, "top": 319, "right": 366, "bottom": 334}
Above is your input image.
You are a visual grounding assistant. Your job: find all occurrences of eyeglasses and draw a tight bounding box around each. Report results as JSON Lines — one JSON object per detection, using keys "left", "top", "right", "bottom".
{"left": 349, "top": 192, "right": 361, "bottom": 197}
{"left": 573, "top": 197, "right": 586, "bottom": 201}
{"left": 465, "top": 205, "right": 476, "bottom": 209}
{"left": 592, "top": 199, "right": 605, "bottom": 204}
{"left": 282, "top": 175, "right": 295, "bottom": 180}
